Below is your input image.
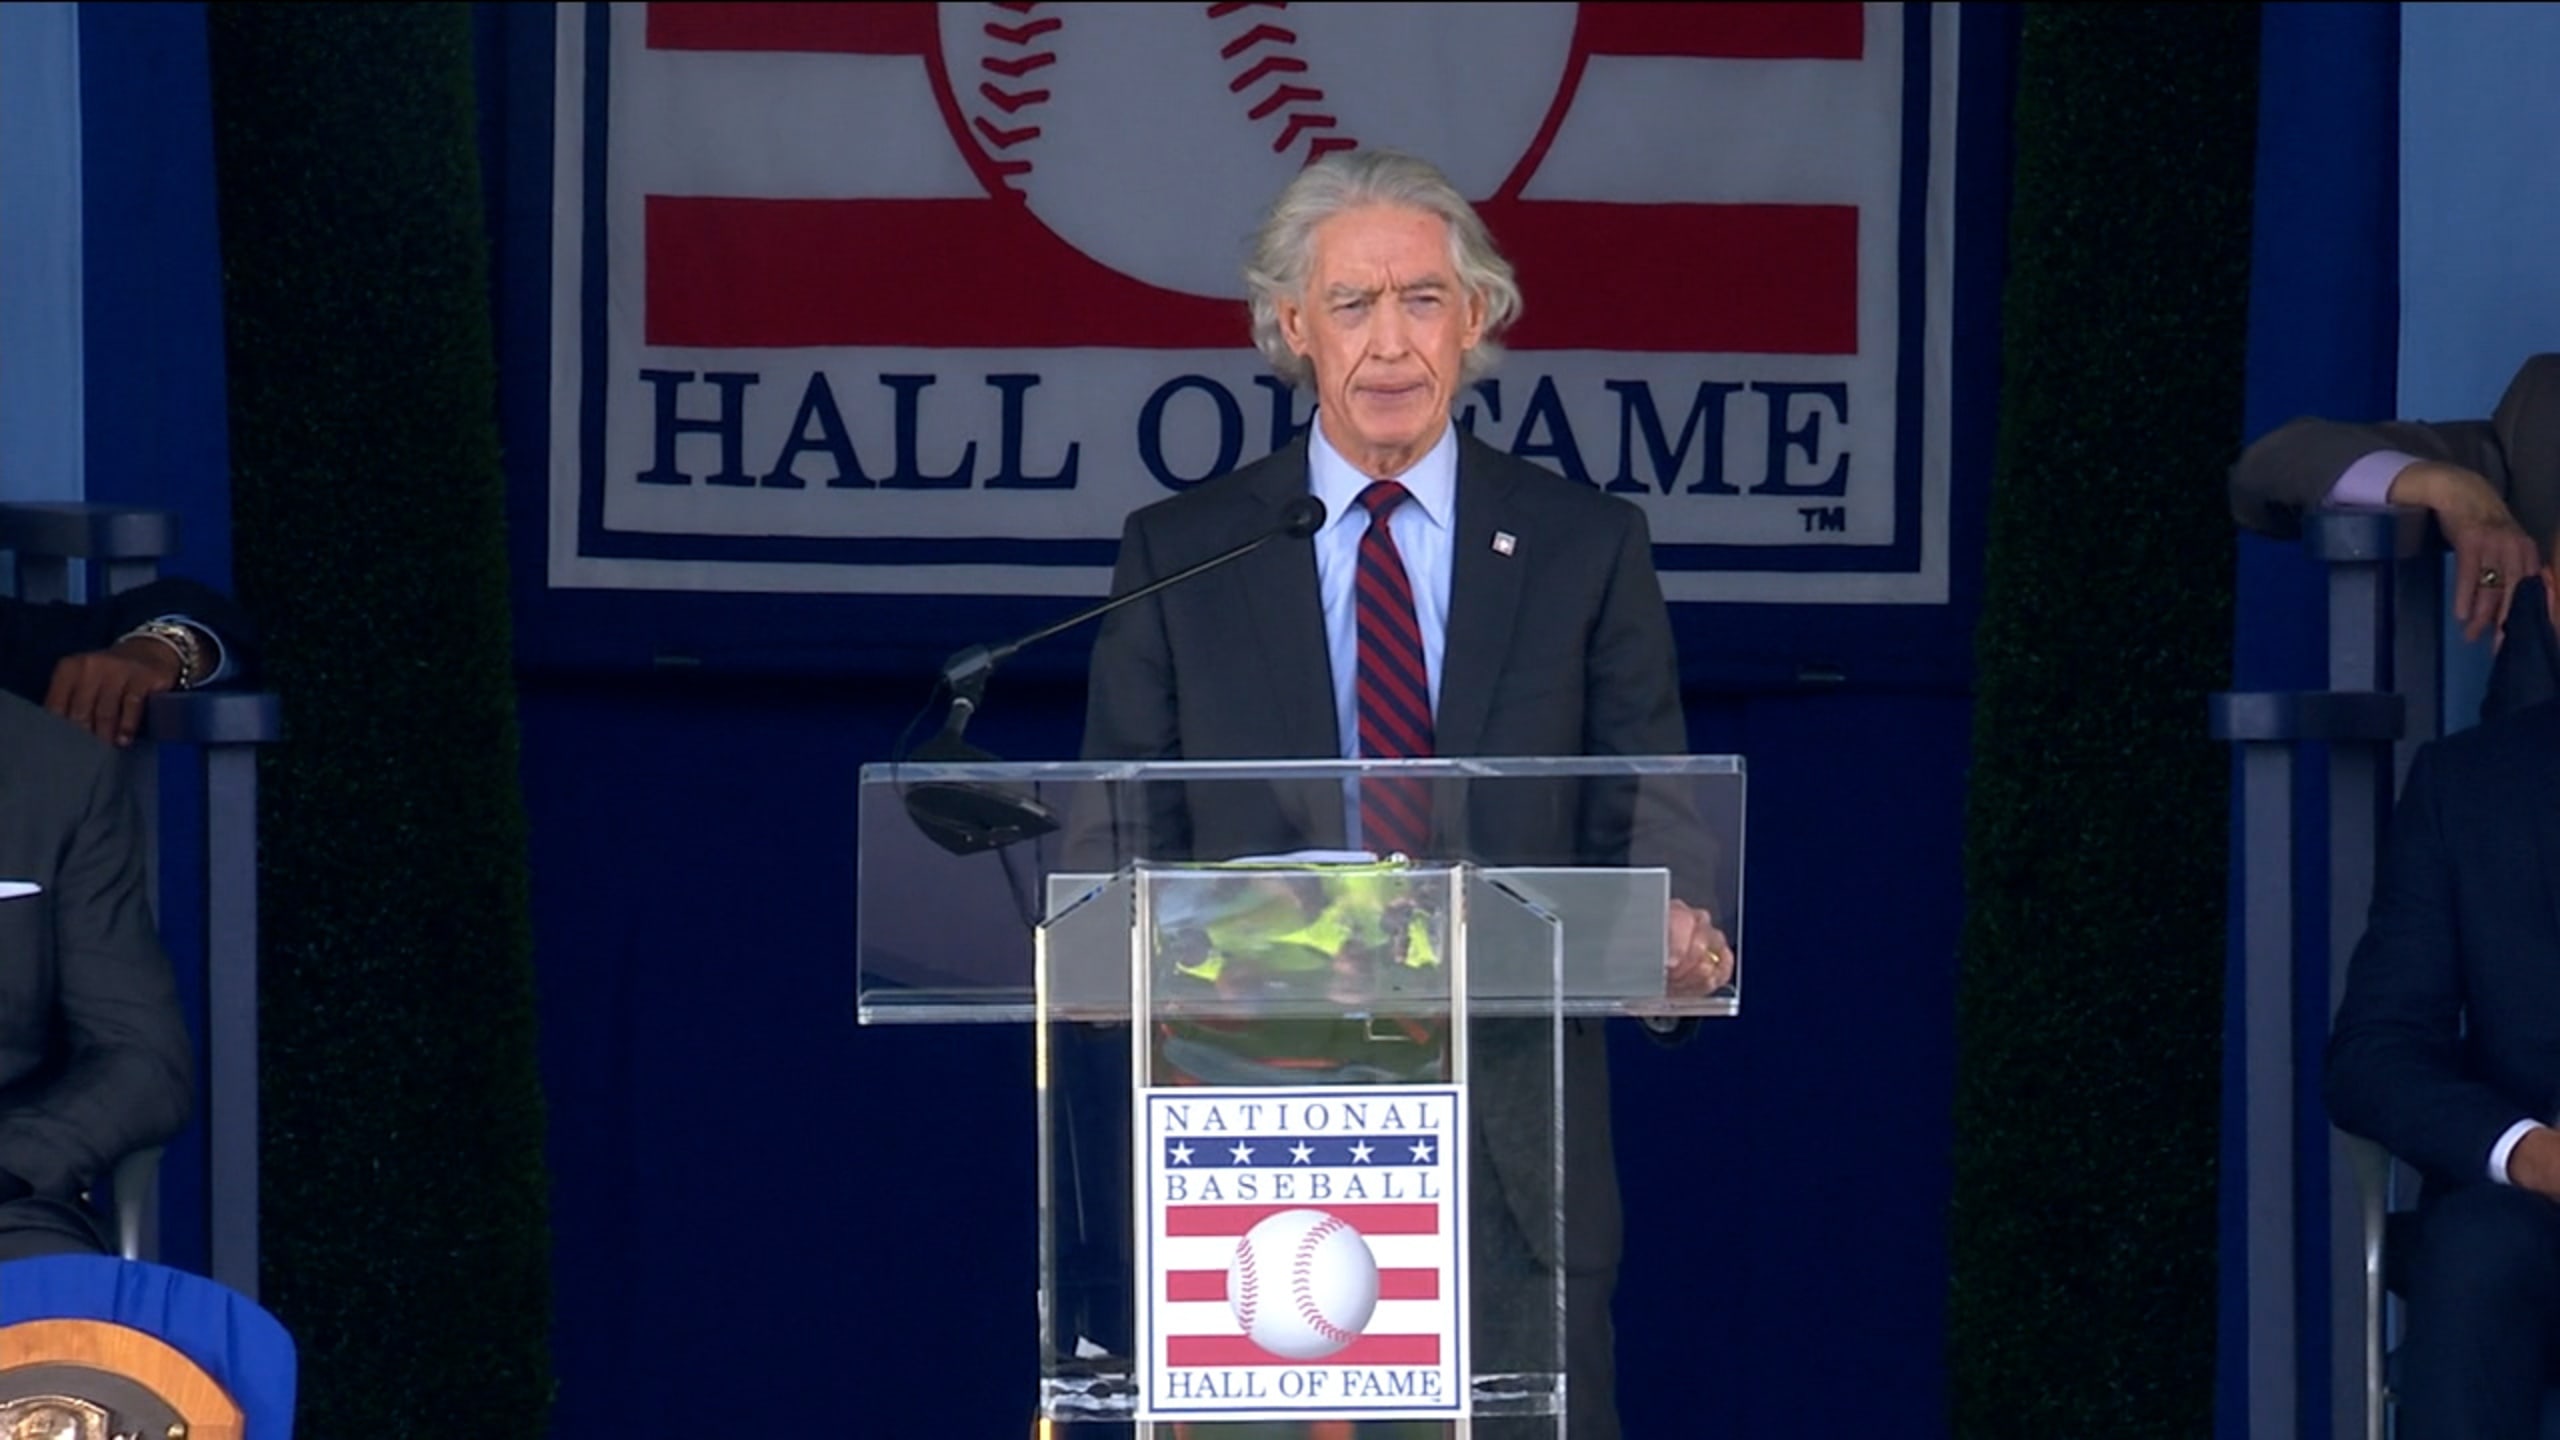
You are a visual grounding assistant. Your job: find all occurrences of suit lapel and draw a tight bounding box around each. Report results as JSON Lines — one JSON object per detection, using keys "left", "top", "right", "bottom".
{"left": 1228, "top": 440, "right": 1351, "bottom": 840}
{"left": 1235, "top": 438, "right": 1338, "bottom": 758}
{"left": 1232, "top": 443, "right": 1350, "bottom": 845}
{"left": 1436, "top": 438, "right": 1527, "bottom": 757}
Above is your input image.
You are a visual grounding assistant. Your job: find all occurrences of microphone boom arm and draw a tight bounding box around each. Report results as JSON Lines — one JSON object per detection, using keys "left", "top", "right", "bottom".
{"left": 925, "top": 496, "right": 1325, "bottom": 752}
{"left": 899, "top": 494, "right": 1324, "bottom": 854}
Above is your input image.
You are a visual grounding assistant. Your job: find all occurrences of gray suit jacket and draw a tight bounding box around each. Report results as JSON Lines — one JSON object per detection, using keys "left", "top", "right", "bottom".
{"left": 2230, "top": 353, "right": 2560, "bottom": 544}
{"left": 0, "top": 692, "right": 192, "bottom": 1204}
{"left": 1080, "top": 428, "right": 1699, "bottom": 1273}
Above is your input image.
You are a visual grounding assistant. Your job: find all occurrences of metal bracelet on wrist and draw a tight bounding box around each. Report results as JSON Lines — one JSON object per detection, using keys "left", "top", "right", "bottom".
{"left": 118, "top": 621, "right": 206, "bottom": 690}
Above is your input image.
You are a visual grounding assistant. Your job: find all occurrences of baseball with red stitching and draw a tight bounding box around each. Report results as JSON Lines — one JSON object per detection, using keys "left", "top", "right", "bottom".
{"left": 1226, "top": 1207, "right": 1381, "bottom": 1360}
{"left": 937, "top": 2, "right": 1579, "bottom": 299}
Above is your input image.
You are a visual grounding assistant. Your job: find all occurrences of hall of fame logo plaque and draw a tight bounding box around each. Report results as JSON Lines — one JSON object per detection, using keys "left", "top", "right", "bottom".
{"left": 1137, "top": 1084, "right": 1465, "bottom": 1423}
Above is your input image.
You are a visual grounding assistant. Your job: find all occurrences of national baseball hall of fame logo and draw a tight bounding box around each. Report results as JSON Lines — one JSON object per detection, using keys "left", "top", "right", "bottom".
{"left": 1139, "top": 1085, "right": 1465, "bottom": 1422}
{"left": 549, "top": 3, "right": 1959, "bottom": 604}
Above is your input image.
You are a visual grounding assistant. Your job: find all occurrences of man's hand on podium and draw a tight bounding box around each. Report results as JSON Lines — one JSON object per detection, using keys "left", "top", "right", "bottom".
{"left": 1666, "top": 899, "right": 1736, "bottom": 997}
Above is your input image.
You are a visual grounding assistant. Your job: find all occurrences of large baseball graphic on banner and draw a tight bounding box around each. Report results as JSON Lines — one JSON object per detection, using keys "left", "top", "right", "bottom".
{"left": 938, "top": 2, "right": 1581, "bottom": 298}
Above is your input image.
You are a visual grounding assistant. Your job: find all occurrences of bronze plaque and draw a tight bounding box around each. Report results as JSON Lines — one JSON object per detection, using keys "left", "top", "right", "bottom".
{"left": 0, "top": 1366, "right": 184, "bottom": 1440}
{"left": 0, "top": 1394, "right": 111, "bottom": 1439}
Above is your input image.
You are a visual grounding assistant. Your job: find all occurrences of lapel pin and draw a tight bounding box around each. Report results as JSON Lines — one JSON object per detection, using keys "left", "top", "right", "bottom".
{"left": 1492, "top": 531, "right": 1517, "bottom": 556}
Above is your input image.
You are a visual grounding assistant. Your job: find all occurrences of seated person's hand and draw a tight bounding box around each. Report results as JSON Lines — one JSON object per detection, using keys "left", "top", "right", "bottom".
{"left": 2390, "top": 459, "right": 2542, "bottom": 644}
{"left": 2508, "top": 1126, "right": 2560, "bottom": 1204}
{"left": 1665, "top": 898, "right": 1736, "bottom": 997}
{"left": 43, "top": 634, "right": 193, "bottom": 747}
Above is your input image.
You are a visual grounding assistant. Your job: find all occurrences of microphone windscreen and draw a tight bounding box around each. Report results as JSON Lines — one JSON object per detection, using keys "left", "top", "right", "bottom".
{"left": 1280, "top": 495, "right": 1328, "bottom": 540}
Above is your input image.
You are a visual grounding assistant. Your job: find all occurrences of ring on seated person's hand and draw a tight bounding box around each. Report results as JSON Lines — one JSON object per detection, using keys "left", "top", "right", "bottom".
{"left": 2481, "top": 566, "right": 2505, "bottom": 588}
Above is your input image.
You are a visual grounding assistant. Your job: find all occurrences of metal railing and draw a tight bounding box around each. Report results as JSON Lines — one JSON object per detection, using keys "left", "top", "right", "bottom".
{"left": 2210, "top": 504, "right": 2442, "bottom": 1440}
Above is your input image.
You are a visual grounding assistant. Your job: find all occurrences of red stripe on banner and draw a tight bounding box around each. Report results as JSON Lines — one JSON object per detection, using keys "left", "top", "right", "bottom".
{"left": 644, "top": 197, "right": 1249, "bottom": 350}
{"left": 1576, "top": 1, "right": 1864, "bottom": 59}
{"left": 644, "top": 198, "right": 1855, "bottom": 354}
{"left": 1164, "top": 1204, "right": 1441, "bottom": 1238}
{"left": 1167, "top": 1333, "right": 1445, "bottom": 1367}
{"left": 646, "top": 2, "right": 938, "bottom": 55}
{"left": 646, "top": 1, "right": 1860, "bottom": 59}
{"left": 1166, "top": 1268, "right": 1442, "bottom": 1302}
{"left": 1483, "top": 199, "right": 1859, "bottom": 356}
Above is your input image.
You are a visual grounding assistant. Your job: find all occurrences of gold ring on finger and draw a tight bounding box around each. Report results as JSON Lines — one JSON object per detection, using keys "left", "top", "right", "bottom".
{"left": 2481, "top": 566, "right": 2504, "bottom": 589}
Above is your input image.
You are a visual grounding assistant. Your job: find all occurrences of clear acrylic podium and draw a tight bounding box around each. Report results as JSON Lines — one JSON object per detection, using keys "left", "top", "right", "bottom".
{"left": 856, "top": 756, "right": 1743, "bottom": 1434}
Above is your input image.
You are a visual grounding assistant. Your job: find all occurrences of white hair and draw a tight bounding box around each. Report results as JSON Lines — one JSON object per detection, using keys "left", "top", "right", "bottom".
{"left": 1243, "top": 149, "right": 1523, "bottom": 388}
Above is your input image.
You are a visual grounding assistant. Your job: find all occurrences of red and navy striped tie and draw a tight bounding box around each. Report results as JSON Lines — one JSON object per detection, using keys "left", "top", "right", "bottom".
{"left": 1354, "top": 481, "right": 1434, "bottom": 858}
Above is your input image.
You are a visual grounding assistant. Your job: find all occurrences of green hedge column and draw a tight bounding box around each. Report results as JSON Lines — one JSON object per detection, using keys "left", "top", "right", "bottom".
{"left": 208, "top": 5, "right": 551, "bottom": 1431}
{"left": 1950, "top": 6, "right": 2256, "bottom": 1436}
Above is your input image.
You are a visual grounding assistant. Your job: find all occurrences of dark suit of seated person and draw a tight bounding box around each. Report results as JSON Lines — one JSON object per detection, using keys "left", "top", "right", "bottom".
{"left": 0, "top": 690, "right": 193, "bottom": 1260}
{"left": 0, "top": 574, "right": 244, "bottom": 1259}
{"left": 2331, "top": 660, "right": 2560, "bottom": 1440}
{"left": 0, "top": 576, "right": 258, "bottom": 746}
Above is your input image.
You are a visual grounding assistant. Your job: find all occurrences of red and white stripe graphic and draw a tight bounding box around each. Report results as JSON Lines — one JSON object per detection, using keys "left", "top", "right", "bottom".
{"left": 1157, "top": 1202, "right": 1448, "bottom": 1369}
{"left": 625, "top": 2, "right": 1881, "bottom": 354}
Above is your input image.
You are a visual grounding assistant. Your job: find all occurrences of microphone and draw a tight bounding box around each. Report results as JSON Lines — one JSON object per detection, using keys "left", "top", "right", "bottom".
{"left": 902, "top": 494, "right": 1328, "bottom": 856}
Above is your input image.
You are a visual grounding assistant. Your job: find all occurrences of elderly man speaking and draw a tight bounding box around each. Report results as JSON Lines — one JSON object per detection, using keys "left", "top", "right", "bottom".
{"left": 1080, "top": 147, "right": 1727, "bottom": 1440}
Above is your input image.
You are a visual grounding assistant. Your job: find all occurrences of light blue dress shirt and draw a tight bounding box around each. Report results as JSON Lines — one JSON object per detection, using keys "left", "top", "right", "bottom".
{"left": 1305, "top": 417, "right": 1457, "bottom": 761}
{"left": 1304, "top": 417, "right": 1457, "bottom": 857}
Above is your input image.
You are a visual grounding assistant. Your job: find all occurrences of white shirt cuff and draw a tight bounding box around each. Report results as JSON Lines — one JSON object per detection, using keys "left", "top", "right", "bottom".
{"left": 2490, "top": 1118, "right": 2544, "bottom": 1185}
{"left": 2323, "top": 450, "right": 2423, "bottom": 510}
